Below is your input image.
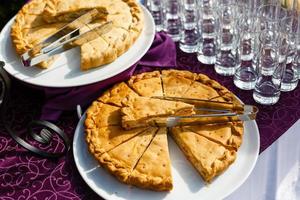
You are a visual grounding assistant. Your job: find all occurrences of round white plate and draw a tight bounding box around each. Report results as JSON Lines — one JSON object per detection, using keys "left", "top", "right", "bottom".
{"left": 73, "top": 114, "right": 260, "bottom": 200}
{"left": 0, "top": 5, "right": 155, "bottom": 88}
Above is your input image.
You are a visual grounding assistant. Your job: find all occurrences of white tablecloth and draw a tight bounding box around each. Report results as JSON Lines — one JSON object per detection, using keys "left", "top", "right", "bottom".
{"left": 226, "top": 120, "right": 300, "bottom": 200}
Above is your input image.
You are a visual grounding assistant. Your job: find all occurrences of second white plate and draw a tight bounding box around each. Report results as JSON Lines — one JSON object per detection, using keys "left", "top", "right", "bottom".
{"left": 73, "top": 114, "right": 260, "bottom": 200}
{"left": 0, "top": 5, "right": 155, "bottom": 88}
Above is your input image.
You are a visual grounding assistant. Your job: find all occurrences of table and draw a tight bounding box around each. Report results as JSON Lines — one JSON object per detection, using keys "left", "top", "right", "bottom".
{"left": 1, "top": 0, "right": 300, "bottom": 196}
{"left": 226, "top": 119, "right": 300, "bottom": 200}
{"left": 1, "top": 47, "right": 300, "bottom": 199}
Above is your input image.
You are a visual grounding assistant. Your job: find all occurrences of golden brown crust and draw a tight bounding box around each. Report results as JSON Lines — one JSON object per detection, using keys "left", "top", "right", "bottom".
{"left": 127, "top": 71, "right": 164, "bottom": 97}
{"left": 84, "top": 101, "right": 121, "bottom": 128}
{"left": 171, "top": 127, "right": 237, "bottom": 182}
{"left": 186, "top": 123, "right": 243, "bottom": 150}
{"left": 11, "top": 0, "right": 144, "bottom": 70}
{"left": 98, "top": 127, "right": 157, "bottom": 182}
{"left": 80, "top": 0, "right": 144, "bottom": 70}
{"left": 11, "top": 0, "right": 46, "bottom": 68}
{"left": 161, "top": 70, "right": 198, "bottom": 97}
{"left": 85, "top": 126, "right": 147, "bottom": 156}
{"left": 127, "top": 128, "right": 173, "bottom": 191}
{"left": 121, "top": 96, "right": 195, "bottom": 129}
{"left": 98, "top": 82, "right": 139, "bottom": 107}
{"left": 84, "top": 70, "right": 244, "bottom": 190}
{"left": 194, "top": 74, "right": 234, "bottom": 102}
{"left": 180, "top": 74, "right": 233, "bottom": 102}
{"left": 10, "top": 0, "right": 66, "bottom": 69}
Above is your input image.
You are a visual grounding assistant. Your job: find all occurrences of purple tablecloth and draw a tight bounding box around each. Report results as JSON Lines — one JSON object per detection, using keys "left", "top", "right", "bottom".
{"left": 1, "top": 35, "right": 300, "bottom": 199}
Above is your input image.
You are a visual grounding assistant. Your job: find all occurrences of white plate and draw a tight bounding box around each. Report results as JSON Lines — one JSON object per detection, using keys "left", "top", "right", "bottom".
{"left": 73, "top": 114, "right": 260, "bottom": 200}
{"left": 0, "top": 5, "right": 155, "bottom": 88}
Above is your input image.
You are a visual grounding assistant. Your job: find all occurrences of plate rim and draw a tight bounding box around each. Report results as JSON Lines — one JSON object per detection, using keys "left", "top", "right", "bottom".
{"left": 0, "top": 5, "right": 155, "bottom": 88}
{"left": 73, "top": 112, "right": 260, "bottom": 200}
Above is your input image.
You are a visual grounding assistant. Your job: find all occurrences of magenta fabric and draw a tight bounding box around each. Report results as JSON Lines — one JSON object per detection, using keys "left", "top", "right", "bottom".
{"left": 0, "top": 32, "right": 300, "bottom": 199}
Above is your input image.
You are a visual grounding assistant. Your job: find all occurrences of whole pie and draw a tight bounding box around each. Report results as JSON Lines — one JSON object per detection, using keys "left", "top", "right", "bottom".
{"left": 85, "top": 69, "right": 244, "bottom": 191}
{"left": 10, "top": 0, "right": 144, "bottom": 70}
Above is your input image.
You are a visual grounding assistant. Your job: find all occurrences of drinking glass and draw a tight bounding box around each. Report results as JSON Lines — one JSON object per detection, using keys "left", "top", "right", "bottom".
{"left": 234, "top": 13, "right": 258, "bottom": 90}
{"left": 197, "top": 4, "right": 218, "bottom": 65}
{"left": 296, "top": 12, "right": 300, "bottom": 79}
{"left": 294, "top": 49, "right": 300, "bottom": 80}
{"left": 149, "top": 0, "right": 165, "bottom": 32}
{"left": 259, "top": 4, "right": 287, "bottom": 31}
{"left": 214, "top": 4, "right": 239, "bottom": 76}
{"left": 165, "top": 0, "right": 182, "bottom": 42}
{"left": 180, "top": 8, "right": 200, "bottom": 53}
{"left": 253, "top": 30, "right": 286, "bottom": 105}
{"left": 280, "top": 16, "right": 299, "bottom": 91}
{"left": 183, "top": 0, "right": 197, "bottom": 10}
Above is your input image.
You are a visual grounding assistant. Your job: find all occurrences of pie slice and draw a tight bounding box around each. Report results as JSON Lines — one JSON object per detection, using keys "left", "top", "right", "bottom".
{"left": 127, "top": 71, "right": 164, "bottom": 97}
{"left": 85, "top": 102, "right": 121, "bottom": 129}
{"left": 86, "top": 126, "right": 147, "bottom": 156}
{"left": 127, "top": 128, "right": 173, "bottom": 191}
{"left": 121, "top": 96, "right": 195, "bottom": 129}
{"left": 161, "top": 70, "right": 197, "bottom": 97}
{"left": 42, "top": 0, "right": 131, "bottom": 23}
{"left": 80, "top": 36, "right": 118, "bottom": 70}
{"left": 171, "top": 127, "right": 237, "bottom": 182}
{"left": 98, "top": 82, "right": 139, "bottom": 107}
{"left": 78, "top": 17, "right": 134, "bottom": 70}
{"left": 185, "top": 123, "right": 243, "bottom": 150}
{"left": 100, "top": 26, "right": 132, "bottom": 56}
{"left": 99, "top": 127, "right": 158, "bottom": 182}
{"left": 184, "top": 74, "right": 234, "bottom": 102}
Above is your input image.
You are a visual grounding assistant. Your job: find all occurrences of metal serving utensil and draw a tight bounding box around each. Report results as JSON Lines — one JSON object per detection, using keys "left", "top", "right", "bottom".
{"left": 21, "top": 9, "right": 113, "bottom": 67}
{"left": 146, "top": 96, "right": 259, "bottom": 127}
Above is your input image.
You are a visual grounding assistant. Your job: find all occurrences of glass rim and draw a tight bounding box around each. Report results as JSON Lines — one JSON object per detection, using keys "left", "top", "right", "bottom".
{"left": 258, "top": 3, "right": 288, "bottom": 19}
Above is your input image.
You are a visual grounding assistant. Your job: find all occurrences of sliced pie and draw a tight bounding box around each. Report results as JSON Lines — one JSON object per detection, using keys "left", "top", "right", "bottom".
{"left": 99, "top": 127, "right": 158, "bottom": 182}
{"left": 86, "top": 126, "right": 147, "bottom": 155}
{"left": 185, "top": 123, "right": 243, "bottom": 150}
{"left": 98, "top": 82, "right": 139, "bottom": 107}
{"left": 161, "top": 70, "right": 197, "bottom": 97}
{"left": 41, "top": 0, "right": 144, "bottom": 70}
{"left": 127, "top": 71, "right": 164, "bottom": 97}
{"left": 85, "top": 102, "right": 121, "bottom": 128}
{"left": 171, "top": 127, "right": 237, "bottom": 182}
{"left": 121, "top": 96, "right": 195, "bottom": 129}
{"left": 84, "top": 70, "right": 245, "bottom": 190}
{"left": 11, "top": 0, "right": 144, "bottom": 70}
{"left": 127, "top": 128, "right": 173, "bottom": 191}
